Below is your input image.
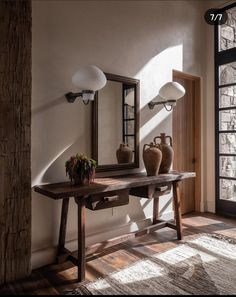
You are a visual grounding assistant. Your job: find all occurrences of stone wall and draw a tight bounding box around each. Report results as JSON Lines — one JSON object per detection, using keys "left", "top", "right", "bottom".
{"left": 220, "top": 7, "right": 236, "bottom": 51}
{"left": 220, "top": 133, "right": 236, "bottom": 154}
{"left": 220, "top": 109, "right": 236, "bottom": 130}
{"left": 220, "top": 178, "right": 236, "bottom": 201}
{"left": 220, "top": 86, "right": 236, "bottom": 108}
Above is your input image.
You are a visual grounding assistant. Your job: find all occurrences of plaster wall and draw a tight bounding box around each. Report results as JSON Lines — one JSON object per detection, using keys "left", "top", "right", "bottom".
{"left": 32, "top": 0, "right": 206, "bottom": 269}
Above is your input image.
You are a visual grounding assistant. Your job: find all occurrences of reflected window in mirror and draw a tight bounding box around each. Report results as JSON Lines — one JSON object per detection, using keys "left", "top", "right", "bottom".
{"left": 123, "top": 85, "right": 135, "bottom": 154}
{"left": 92, "top": 73, "right": 140, "bottom": 172}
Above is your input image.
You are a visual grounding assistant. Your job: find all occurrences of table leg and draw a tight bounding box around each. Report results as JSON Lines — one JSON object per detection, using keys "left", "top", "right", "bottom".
{"left": 57, "top": 198, "right": 69, "bottom": 260}
{"left": 75, "top": 197, "right": 86, "bottom": 282}
{"left": 173, "top": 181, "right": 183, "bottom": 240}
{"left": 153, "top": 196, "right": 159, "bottom": 224}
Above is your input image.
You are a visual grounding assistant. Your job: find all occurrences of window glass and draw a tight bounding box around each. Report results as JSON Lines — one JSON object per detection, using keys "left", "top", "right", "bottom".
{"left": 220, "top": 156, "right": 236, "bottom": 178}
{"left": 219, "top": 6, "right": 236, "bottom": 51}
{"left": 220, "top": 178, "right": 236, "bottom": 201}
{"left": 219, "top": 86, "right": 236, "bottom": 108}
{"left": 219, "top": 109, "right": 236, "bottom": 131}
{"left": 220, "top": 133, "right": 236, "bottom": 154}
{"left": 219, "top": 62, "right": 236, "bottom": 86}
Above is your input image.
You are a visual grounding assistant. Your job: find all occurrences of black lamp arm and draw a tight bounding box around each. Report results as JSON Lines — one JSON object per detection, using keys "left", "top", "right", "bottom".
{"left": 65, "top": 92, "right": 83, "bottom": 103}
{"left": 148, "top": 99, "right": 176, "bottom": 110}
{"left": 148, "top": 100, "right": 169, "bottom": 109}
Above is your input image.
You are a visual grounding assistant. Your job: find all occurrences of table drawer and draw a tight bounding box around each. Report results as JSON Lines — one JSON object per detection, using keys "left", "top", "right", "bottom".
{"left": 85, "top": 189, "right": 129, "bottom": 211}
{"left": 130, "top": 184, "right": 171, "bottom": 199}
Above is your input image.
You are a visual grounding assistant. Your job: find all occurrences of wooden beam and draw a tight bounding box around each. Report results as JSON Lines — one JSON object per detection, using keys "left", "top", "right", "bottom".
{"left": 0, "top": 0, "right": 32, "bottom": 285}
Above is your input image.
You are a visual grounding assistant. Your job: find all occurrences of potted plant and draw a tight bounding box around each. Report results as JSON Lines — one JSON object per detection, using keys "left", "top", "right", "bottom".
{"left": 65, "top": 154, "right": 96, "bottom": 185}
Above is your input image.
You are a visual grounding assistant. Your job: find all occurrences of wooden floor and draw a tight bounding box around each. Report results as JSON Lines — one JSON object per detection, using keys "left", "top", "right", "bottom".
{"left": 1, "top": 212, "right": 236, "bottom": 295}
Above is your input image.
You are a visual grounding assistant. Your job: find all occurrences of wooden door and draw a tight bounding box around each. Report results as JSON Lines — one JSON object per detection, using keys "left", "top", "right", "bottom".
{"left": 172, "top": 71, "right": 201, "bottom": 214}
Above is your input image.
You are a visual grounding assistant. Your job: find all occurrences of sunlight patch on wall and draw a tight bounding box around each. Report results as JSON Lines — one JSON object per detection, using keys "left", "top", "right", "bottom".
{"left": 135, "top": 44, "right": 183, "bottom": 110}
{"left": 136, "top": 45, "right": 183, "bottom": 217}
{"left": 140, "top": 107, "right": 171, "bottom": 141}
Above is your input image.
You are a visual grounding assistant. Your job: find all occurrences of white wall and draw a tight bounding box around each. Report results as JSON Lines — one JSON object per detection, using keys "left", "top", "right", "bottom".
{"left": 32, "top": 0, "right": 206, "bottom": 269}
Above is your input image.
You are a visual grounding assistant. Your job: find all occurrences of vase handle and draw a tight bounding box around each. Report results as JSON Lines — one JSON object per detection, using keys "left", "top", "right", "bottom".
{"left": 143, "top": 143, "right": 150, "bottom": 154}
{"left": 154, "top": 135, "right": 172, "bottom": 147}
{"left": 153, "top": 136, "right": 161, "bottom": 144}
{"left": 166, "top": 135, "right": 173, "bottom": 147}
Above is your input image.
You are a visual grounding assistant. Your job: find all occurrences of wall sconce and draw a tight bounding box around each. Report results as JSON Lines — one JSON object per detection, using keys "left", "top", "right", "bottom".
{"left": 65, "top": 65, "right": 107, "bottom": 104}
{"left": 148, "top": 82, "right": 185, "bottom": 111}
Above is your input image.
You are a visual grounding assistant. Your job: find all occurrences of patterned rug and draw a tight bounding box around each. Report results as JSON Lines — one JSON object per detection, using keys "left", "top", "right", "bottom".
{"left": 67, "top": 234, "right": 236, "bottom": 295}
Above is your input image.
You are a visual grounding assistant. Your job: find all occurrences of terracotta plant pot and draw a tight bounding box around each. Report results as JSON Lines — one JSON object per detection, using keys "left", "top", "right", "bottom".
{"left": 116, "top": 143, "right": 133, "bottom": 164}
{"left": 143, "top": 142, "right": 162, "bottom": 176}
{"left": 65, "top": 154, "right": 96, "bottom": 186}
{"left": 154, "top": 133, "right": 174, "bottom": 173}
{"left": 72, "top": 167, "right": 95, "bottom": 185}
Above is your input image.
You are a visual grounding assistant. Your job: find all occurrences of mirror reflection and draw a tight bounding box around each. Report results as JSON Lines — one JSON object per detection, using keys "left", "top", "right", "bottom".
{"left": 92, "top": 73, "right": 139, "bottom": 171}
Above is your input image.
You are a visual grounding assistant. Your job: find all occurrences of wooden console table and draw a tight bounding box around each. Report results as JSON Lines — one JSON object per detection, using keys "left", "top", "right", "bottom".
{"left": 34, "top": 171, "right": 195, "bottom": 282}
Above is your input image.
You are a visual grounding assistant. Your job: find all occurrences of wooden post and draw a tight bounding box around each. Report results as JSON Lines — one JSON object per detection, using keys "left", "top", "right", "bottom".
{"left": 74, "top": 197, "right": 86, "bottom": 282}
{"left": 57, "top": 198, "right": 70, "bottom": 260}
{"left": 173, "top": 181, "right": 183, "bottom": 240}
{"left": 153, "top": 196, "right": 159, "bottom": 225}
{"left": 0, "top": 0, "right": 32, "bottom": 285}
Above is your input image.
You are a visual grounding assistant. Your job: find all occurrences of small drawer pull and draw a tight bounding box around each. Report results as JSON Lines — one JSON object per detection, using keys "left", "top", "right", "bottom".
{"left": 155, "top": 186, "right": 168, "bottom": 192}
{"left": 104, "top": 195, "right": 119, "bottom": 202}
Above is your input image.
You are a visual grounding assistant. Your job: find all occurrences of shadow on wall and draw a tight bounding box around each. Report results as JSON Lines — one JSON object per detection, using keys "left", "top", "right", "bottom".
{"left": 31, "top": 0, "right": 208, "bottom": 263}
{"left": 32, "top": 95, "right": 65, "bottom": 116}
{"left": 33, "top": 44, "right": 183, "bottom": 184}
{"left": 41, "top": 135, "right": 85, "bottom": 183}
{"left": 32, "top": 41, "right": 183, "bottom": 250}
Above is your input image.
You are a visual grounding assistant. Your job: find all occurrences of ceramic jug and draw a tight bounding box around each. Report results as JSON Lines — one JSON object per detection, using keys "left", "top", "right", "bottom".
{"left": 154, "top": 133, "right": 173, "bottom": 173}
{"left": 143, "top": 142, "right": 162, "bottom": 176}
{"left": 116, "top": 143, "right": 133, "bottom": 164}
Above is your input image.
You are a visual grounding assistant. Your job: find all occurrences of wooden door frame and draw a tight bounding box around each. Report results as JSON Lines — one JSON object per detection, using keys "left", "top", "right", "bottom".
{"left": 173, "top": 70, "right": 202, "bottom": 212}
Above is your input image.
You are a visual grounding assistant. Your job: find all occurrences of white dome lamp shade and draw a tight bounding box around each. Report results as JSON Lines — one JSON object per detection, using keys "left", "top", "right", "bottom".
{"left": 65, "top": 65, "right": 107, "bottom": 104}
{"left": 148, "top": 81, "right": 185, "bottom": 111}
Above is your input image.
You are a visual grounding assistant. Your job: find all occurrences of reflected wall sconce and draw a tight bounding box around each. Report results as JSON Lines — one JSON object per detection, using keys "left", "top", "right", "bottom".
{"left": 148, "top": 82, "right": 185, "bottom": 111}
{"left": 65, "top": 65, "right": 107, "bottom": 104}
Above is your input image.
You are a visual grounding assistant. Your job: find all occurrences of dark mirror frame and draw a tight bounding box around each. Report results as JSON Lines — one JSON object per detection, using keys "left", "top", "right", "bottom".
{"left": 92, "top": 73, "right": 140, "bottom": 172}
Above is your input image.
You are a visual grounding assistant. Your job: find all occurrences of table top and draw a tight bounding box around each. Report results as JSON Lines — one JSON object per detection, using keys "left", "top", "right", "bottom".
{"left": 34, "top": 171, "right": 196, "bottom": 200}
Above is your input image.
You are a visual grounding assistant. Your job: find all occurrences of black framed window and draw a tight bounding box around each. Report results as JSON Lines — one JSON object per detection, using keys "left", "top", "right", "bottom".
{"left": 215, "top": 2, "right": 236, "bottom": 216}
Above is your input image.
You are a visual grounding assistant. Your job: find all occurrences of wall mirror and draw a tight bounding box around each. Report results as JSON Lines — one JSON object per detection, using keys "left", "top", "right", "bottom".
{"left": 92, "top": 73, "right": 140, "bottom": 172}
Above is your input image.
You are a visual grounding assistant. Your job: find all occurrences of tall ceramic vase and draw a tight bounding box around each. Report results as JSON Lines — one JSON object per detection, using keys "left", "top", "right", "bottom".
{"left": 116, "top": 143, "right": 133, "bottom": 164}
{"left": 143, "top": 142, "right": 162, "bottom": 176}
{"left": 154, "top": 133, "right": 173, "bottom": 173}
